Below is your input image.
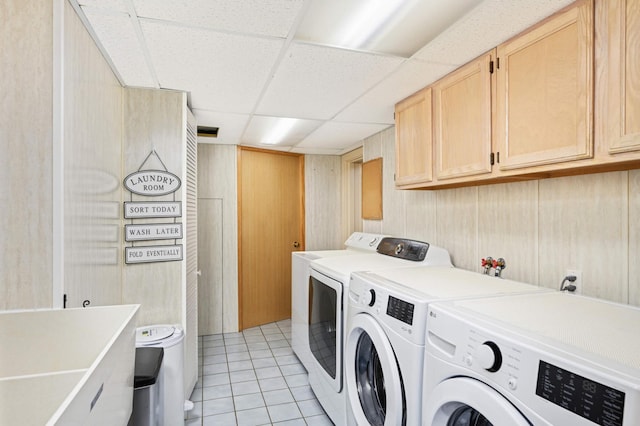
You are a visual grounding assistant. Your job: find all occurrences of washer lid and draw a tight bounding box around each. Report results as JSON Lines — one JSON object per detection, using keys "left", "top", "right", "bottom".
{"left": 136, "top": 325, "right": 175, "bottom": 343}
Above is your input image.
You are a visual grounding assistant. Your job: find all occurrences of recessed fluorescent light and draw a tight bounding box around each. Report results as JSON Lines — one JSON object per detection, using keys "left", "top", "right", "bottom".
{"left": 295, "top": 0, "right": 481, "bottom": 57}
{"left": 262, "top": 118, "right": 298, "bottom": 145}
{"left": 338, "top": 0, "right": 407, "bottom": 49}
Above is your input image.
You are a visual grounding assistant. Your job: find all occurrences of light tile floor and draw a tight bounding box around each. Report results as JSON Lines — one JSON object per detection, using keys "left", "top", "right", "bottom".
{"left": 186, "top": 319, "right": 334, "bottom": 426}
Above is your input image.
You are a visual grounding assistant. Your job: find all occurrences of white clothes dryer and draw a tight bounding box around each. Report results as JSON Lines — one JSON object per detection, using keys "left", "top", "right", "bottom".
{"left": 307, "top": 238, "right": 452, "bottom": 426}
{"left": 291, "top": 232, "right": 386, "bottom": 372}
{"left": 345, "top": 267, "right": 550, "bottom": 426}
{"left": 423, "top": 292, "right": 640, "bottom": 426}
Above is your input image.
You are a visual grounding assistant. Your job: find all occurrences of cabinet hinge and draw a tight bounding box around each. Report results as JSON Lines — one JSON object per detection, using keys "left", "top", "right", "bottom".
{"left": 490, "top": 152, "right": 495, "bottom": 165}
{"left": 489, "top": 60, "right": 494, "bottom": 74}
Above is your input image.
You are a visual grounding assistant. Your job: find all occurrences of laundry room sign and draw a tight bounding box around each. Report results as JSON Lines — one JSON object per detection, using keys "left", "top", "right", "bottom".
{"left": 124, "top": 170, "right": 181, "bottom": 196}
{"left": 125, "top": 245, "right": 183, "bottom": 264}
{"left": 123, "top": 150, "right": 183, "bottom": 264}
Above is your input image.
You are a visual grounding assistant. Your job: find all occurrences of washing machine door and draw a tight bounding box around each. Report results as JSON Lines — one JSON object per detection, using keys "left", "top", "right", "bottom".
{"left": 345, "top": 313, "right": 406, "bottom": 426}
{"left": 423, "top": 377, "right": 531, "bottom": 426}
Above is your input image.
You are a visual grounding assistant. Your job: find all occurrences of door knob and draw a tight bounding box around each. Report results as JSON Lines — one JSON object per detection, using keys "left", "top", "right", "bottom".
{"left": 293, "top": 241, "right": 300, "bottom": 248}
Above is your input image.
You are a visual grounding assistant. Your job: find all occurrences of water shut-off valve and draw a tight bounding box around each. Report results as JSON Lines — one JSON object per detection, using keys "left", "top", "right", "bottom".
{"left": 481, "top": 257, "right": 506, "bottom": 278}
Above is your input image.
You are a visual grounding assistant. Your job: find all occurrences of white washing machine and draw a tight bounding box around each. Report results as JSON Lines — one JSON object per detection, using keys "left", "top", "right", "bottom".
{"left": 423, "top": 292, "right": 640, "bottom": 425}
{"left": 307, "top": 239, "right": 452, "bottom": 425}
{"left": 291, "top": 232, "right": 386, "bottom": 372}
{"left": 345, "top": 267, "right": 550, "bottom": 425}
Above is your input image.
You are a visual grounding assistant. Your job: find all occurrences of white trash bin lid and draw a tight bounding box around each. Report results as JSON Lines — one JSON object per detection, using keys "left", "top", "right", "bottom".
{"left": 136, "top": 325, "right": 176, "bottom": 344}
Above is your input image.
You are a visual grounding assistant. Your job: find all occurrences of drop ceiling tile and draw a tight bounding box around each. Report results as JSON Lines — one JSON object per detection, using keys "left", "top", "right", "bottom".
{"left": 81, "top": 8, "right": 157, "bottom": 87}
{"left": 335, "top": 59, "right": 457, "bottom": 124}
{"left": 132, "top": 0, "right": 305, "bottom": 37}
{"left": 414, "top": 0, "right": 575, "bottom": 65}
{"left": 140, "top": 20, "right": 284, "bottom": 113}
{"left": 243, "top": 116, "right": 323, "bottom": 147}
{"left": 256, "top": 43, "right": 404, "bottom": 120}
{"left": 193, "top": 109, "right": 249, "bottom": 145}
{"left": 77, "top": 0, "right": 129, "bottom": 13}
{"left": 296, "top": 122, "right": 390, "bottom": 150}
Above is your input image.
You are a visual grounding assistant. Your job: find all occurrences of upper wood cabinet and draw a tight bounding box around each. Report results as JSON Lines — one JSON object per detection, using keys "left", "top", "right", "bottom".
{"left": 495, "top": 0, "right": 594, "bottom": 171}
{"left": 395, "top": 0, "right": 640, "bottom": 189}
{"left": 395, "top": 88, "right": 433, "bottom": 186}
{"left": 433, "top": 51, "right": 494, "bottom": 180}
{"left": 597, "top": 0, "right": 640, "bottom": 155}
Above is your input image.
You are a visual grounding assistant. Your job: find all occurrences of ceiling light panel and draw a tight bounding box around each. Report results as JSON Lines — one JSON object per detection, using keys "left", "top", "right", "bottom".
{"left": 414, "top": 0, "right": 575, "bottom": 65}
{"left": 335, "top": 59, "right": 457, "bottom": 124}
{"left": 132, "top": 0, "right": 305, "bottom": 38}
{"left": 243, "top": 116, "right": 323, "bottom": 147}
{"left": 80, "top": 8, "right": 157, "bottom": 87}
{"left": 295, "top": 0, "right": 481, "bottom": 57}
{"left": 257, "top": 43, "right": 403, "bottom": 120}
{"left": 140, "top": 20, "right": 284, "bottom": 113}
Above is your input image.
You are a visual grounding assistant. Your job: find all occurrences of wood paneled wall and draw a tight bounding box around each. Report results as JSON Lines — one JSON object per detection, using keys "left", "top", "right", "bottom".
{"left": 62, "top": 0, "right": 123, "bottom": 308}
{"left": 304, "top": 155, "right": 342, "bottom": 250}
{"left": 0, "top": 0, "right": 54, "bottom": 309}
{"left": 198, "top": 144, "right": 238, "bottom": 334}
{"left": 364, "top": 127, "right": 640, "bottom": 306}
{"left": 122, "top": 88, "right": 186, "bottom": 326}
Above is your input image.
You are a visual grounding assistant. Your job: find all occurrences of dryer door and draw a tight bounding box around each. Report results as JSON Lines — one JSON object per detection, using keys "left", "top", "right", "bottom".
{"left": 308, "top": 268, "right": 343, "bottom": 392}
{"left": 423, "top": 377, "right": 530, "bottom": 426}
{"left": 345, "top": 313, "right": 406, "bottom": 426}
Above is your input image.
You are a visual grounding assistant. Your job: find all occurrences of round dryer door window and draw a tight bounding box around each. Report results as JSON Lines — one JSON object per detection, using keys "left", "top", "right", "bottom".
{"left": 346, "top": 314, "right": 406, "bottom": 426}
{"left": 423, "top": 377, "right": 530, "bottom": 426}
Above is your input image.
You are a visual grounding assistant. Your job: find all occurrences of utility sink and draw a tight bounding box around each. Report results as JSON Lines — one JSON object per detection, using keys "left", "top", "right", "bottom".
{"left": 0, "top": 304, "right": 139, "bottom": 425}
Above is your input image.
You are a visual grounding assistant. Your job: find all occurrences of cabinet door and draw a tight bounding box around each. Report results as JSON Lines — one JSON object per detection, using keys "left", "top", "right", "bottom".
{"left": 433, "top": 51, "right": 493, "bottom": 180}
{"left": 395, "top": 88, "right": 432, "bottom": 186}
{"left": 496, "top": 0, "right": 593, "bottom": 170}
{"left": 600, "top": 0, "right": 640, "bottom": 154}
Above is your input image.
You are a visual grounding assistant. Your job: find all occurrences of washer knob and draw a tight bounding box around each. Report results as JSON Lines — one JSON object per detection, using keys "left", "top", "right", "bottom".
{"left": 476, "top": 341, "right": 502, "bottom": 372}
{"left": 361, "top": 289, "right": 376, "bottom": 307}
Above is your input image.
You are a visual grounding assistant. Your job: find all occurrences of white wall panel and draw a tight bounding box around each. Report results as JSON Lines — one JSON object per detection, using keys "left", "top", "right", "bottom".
{"left": 630, "top": 170, "right": 640, "bottom": 306}
{"left": 436, "top": 187, "right": 478, "bottom": 270}
{"left": 477, "top": 181, "right": 538, "bottom": 283}
{"left": 538, "top": 173, "right": 628, "bottom": 302}
{"left": 304, "top": 155, "right": 342, "bottom": 250}
{"left": 198, "top": 144, "right": 238, "bottom": 333}
{"left": 1, "top": 0, "right": 54, "bottom": 310}
{"left": 63, "top": 0, "right": 123, "bottom": 308}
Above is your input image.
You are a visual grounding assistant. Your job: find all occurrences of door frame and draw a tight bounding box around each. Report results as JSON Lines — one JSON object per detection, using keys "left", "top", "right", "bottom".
{"left": 237, "top": 146, "right": 305, "bottom": 330}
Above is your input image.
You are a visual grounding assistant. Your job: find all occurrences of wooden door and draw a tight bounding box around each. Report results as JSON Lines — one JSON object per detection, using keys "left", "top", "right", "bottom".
{"left": 495, "top": 0, "right": 593, "bottom": 170}
{"left": 395, "top": 87, "right": 433, "bottom": 186}
{"left": 238, "top": 148, "right": 305, "bottom": 330}
{"left": 433, "top": 51, "right": 494, "bottom": 180}
{"left": 599, "top": 0, "right": 640, "bottom": 154}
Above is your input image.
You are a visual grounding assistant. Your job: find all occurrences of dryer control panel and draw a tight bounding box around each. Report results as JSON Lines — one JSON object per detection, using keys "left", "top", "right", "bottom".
{"left": 376, "top": 238, "right": 429, "bottom": 261}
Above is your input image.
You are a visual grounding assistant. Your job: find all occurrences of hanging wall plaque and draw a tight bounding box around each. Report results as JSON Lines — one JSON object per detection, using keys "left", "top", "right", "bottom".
{"left": 124, "top": 170, "right": 181, "bottom": 196}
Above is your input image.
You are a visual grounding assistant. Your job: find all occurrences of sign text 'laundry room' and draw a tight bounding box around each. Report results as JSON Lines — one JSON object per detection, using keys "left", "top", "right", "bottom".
{"left": 124, "top": 170, "right": 181, "bottom": 196}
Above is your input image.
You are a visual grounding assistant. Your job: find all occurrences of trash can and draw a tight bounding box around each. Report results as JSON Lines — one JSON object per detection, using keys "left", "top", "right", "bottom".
{"left": 135, "top": 325, "right": 187, "bottom": 425}
{"left": 130, "top": 347, "right": 164, "bottom": 426}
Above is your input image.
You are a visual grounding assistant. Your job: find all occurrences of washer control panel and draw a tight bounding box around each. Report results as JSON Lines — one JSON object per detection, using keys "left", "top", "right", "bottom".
{"left": 349, "top": 271, "right": 429, "bottom": 345}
